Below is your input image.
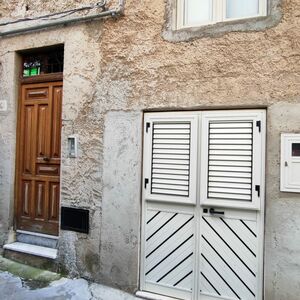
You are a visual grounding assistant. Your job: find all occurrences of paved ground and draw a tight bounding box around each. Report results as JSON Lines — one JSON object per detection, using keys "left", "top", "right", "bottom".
{"left": 0, "top": 271, "right": 140, "bottom": 300}
{"left": 0, "top": 256, "right": 139, "bottom": 300}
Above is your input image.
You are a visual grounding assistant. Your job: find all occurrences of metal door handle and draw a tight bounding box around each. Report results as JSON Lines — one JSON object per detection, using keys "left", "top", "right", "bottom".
{"left": 43, "top": 156, "right": 50, "bottom": 162}
{"left": 209, "top": 208, "right": 224, "bottom": 215}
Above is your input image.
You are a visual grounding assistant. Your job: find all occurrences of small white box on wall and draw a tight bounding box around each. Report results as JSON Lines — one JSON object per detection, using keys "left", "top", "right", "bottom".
{"left": 281, "top": 133, "right": 300, "bottom": 193}
{"left": 68, "top": 135, "right": 78, "bottom": 158}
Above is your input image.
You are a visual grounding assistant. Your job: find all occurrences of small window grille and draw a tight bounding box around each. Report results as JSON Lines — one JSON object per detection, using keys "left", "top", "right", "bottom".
{"left": 23, "top": 48, "right": 64, "bottom": 77}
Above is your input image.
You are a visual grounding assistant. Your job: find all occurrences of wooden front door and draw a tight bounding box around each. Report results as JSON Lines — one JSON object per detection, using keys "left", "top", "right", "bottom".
{"left": 16, "top": 81, "right": 63, "bottom": 236}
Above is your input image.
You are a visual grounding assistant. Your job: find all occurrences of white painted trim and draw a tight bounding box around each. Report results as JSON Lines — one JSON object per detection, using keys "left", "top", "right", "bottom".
{"left": 16, "top": 230, "right": 59, "bottom": 240}
{"left": 4, "top": 242, "right": 57, "bottom": 259}
{"left": 136, "top": 290, "right": 179, "bottom": 300}
{"left": 176, "top": 0, "right": 267, "bottom": 29}
{"left": 144, "top": 282, "right": 192, "bottom": 300}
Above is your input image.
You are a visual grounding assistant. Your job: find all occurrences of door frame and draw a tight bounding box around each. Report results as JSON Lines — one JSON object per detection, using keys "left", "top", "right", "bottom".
{"left": 14, "top": 72, "right": 63, "bottom": 235}
{"left": 140, "top": 109, "right": 266, "bottom": 300}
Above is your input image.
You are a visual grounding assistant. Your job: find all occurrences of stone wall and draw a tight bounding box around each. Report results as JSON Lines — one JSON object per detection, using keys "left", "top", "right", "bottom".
{"left": 0, "top": 0, "right": 300, "bottom": 298}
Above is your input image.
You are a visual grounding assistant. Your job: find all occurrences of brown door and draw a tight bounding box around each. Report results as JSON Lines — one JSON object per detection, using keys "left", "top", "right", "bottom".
{"left": 16, "top": 82, "right": 63, "bottom": 236}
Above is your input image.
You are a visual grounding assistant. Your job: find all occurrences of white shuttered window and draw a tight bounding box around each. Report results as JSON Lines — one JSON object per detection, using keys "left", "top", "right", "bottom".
{"left": 143, "top": 113, "right": 198, "bottom": 205}
{"left": 200, "top": 111, "right": 265, "bottom": 210}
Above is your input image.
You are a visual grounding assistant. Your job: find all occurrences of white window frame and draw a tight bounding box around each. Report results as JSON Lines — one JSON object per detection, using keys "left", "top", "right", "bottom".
{"left": 177, "top": 0, "right": 268, "bottom": 29}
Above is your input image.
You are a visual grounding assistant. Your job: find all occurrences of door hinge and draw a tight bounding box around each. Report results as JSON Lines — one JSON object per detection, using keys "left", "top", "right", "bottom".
{"left": 256, "top": 120, "right": 261, "bottom": 133}
{"left": 146, "top": 122, "right": 151, "bottom": 133}
{"left": 255, "top": 185, "right": 260, "bottom": 197}
{"left": 144, "top": 178, "right": 149, "bottom": 189}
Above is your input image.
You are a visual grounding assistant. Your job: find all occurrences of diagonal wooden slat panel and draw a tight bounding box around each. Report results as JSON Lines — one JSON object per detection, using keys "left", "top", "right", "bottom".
{"left": 146, "top": 224, "right": 193, "bottom": 270}
{"left": 200, "top": 253, "right": 237, "bottom": 299}
{"left": 146, "top": 214, "right": 192, "bottom": 256}
{"left": 201, "top": 218, "right": 256, "bottom": 290}
{"left": 200, "top": 216, "right": 258, "bottom": 300}
{"left": 207, "top": 217, "right": 256, "bottom": 268}
{"left": 145, "top": 209, "right": 195, "bottom": 292}
{"left": 202, "top": 237, "right": 255, "bottom": 299}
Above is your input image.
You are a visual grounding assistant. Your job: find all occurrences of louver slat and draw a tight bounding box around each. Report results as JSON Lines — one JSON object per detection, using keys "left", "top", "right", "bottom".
{"left": 151, "top": 122, "right": 191, "bottom": 197}
{"left": 208, "top": 122, "right": 253, "bottom": 202}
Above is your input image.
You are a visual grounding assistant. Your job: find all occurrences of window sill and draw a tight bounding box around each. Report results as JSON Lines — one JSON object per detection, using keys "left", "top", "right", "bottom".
{"left": 162, "top": 0, "right": 282, "bottom": 42}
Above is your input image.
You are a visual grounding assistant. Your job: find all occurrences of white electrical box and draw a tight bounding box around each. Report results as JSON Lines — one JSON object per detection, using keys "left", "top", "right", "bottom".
{"left": 281, "top": 133, "right": 300, "bottom": 193}
{"left": 68, "top": 135, "right": 78, "bottom": 158}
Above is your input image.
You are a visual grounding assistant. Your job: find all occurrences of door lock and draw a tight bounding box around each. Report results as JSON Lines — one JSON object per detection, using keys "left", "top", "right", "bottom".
{"left": 43, "top": 156, "right": 50, "bottom": 162}
{"left": 209, "top": 208, "right": 224, "bottom": 215}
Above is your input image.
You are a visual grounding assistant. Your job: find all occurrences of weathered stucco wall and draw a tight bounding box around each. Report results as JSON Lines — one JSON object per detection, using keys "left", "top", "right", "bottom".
{"left": 0, "top": 0, "right": 300, "bottom": 298}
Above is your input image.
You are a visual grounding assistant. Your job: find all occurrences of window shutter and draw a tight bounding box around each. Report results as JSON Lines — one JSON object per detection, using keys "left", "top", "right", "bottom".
{"left": 200, "top": 111, "right": 265, "bottom": 210}
{"left": 143, "top": 113, "right": 198, "bottom": 205}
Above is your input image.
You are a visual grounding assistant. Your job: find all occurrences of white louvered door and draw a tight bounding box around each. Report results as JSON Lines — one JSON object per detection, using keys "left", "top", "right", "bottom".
{"left": 200, "top": 111, "right": 265, "bottom": 210}
{"left": 141, "top": 110, "right": 265, "bottom": 300}
{"left": 141, "top": 112, "right": 198, "bottom": 300}
{"left": 143, "top": 113, "right": 198, "bottom": 205}
{"left": 198, "top": 111, "right": 265, "bottom": 300}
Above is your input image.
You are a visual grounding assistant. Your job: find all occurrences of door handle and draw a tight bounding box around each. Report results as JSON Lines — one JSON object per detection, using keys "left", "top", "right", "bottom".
{"left": 43, "top": 156, "right": 50, "bottom": 162}
{"left": 209, "top": 208, "right": 224, "bottom": 215}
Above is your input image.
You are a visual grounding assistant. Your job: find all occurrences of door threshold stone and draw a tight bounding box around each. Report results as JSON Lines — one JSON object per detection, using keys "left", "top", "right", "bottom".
{"left": 4, "top": 242, "right": 57, "bottom": 259}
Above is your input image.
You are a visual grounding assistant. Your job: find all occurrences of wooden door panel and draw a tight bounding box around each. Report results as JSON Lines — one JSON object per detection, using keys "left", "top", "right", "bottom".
{"left": 20, "top": 180, "right": 32, "bottom": 218}
{"left": 25, "top": 87, "right": 49, "bottom": 100}
{"left": 51, "top": 87, "right": 62, "bottom": 159}
{"left": 49, "top": 182, "right": 60, "bottom": 221}
{"left": 36, "top": 164, "right": 60, "bottom": 176}
{"left": 36, "top": 104, "right": 51, "bottom": 160}
{"left": 22, "top": 105, "right": 35, "bottom": 175}
{"left": 34, "top": 181, "right": 46, "bottom": 220}
{"left": 17, "top": 82, "right": 62, "bottom": 236}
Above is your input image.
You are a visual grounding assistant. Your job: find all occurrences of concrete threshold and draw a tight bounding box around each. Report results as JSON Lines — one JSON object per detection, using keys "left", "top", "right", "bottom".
{"left": 4, "top": 242, "right": 57, "bottom": 259}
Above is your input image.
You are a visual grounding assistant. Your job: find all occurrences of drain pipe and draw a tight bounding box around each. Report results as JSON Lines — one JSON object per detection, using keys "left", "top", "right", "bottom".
{"left": 0, "top": 0, "right": 125, "bottom": 37}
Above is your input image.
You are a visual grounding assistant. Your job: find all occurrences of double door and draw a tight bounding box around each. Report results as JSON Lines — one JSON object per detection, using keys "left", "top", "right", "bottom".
{"left": 141, "top": 110, "right": 265, "bottom": 300}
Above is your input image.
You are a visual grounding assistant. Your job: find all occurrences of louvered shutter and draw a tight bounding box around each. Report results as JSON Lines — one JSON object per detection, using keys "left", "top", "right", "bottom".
{"left": 143, "top": 113, "right": 198, "bottom": 204}
{"left": 200, "top": 111, "right": 265, "bottom": 210}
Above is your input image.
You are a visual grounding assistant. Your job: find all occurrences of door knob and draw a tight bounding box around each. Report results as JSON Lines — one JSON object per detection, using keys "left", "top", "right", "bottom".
{"left": 209, "top": 208, "right": 224, "bottom": 215}
{"left": 43, "top": 156, "right": 50, "bottom": 162}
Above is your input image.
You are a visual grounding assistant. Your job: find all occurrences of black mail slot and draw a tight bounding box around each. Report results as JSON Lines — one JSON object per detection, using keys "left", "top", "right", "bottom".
{"left": 61, "top": 206, "right": 89, "bottom": 234}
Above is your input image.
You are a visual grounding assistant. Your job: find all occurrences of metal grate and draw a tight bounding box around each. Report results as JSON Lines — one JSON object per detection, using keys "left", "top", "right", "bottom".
{"left": 23, "top": 48, "right": 64, "bottom": 77}
{"left": 145, "top": 209, "right": 195, "bottom": 291}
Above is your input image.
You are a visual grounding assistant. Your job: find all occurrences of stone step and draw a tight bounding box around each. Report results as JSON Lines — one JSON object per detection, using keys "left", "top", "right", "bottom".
{"left": 3, "top": 242, "right": 57, "bottom": 259}
{"left": 16, "top": 230, "right": 58, "bottom": 249}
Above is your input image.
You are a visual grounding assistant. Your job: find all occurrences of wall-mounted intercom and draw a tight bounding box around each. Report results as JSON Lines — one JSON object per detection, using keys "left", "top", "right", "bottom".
{"left": 281, "top": 133, "right": 300, "bottom": 193}
{"left": 68, "top": 135, "right": 78, "bottom": 158}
